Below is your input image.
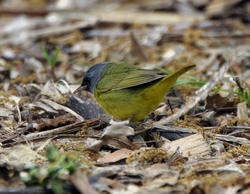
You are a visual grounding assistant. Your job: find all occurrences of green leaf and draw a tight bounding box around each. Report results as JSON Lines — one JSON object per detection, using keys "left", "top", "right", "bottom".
{"left": 22, "top": 166, "right": 41, "bottom": 186}
{"left": 51, "top": 178, "right": 68, "bottom": 194}
{"left": 42, "top": 46, "right": 60, "bottom": 67}
{"left": 175, "top": 79, "right": 206, "bottom": 86}
{"left": 61, "top": 159, "right": 77, "bottom": 172}
{"left": 46, "top": 145, "right": 59, "bottom": 162}
{"left": 51, "top": 46, "right": 59, "bottom": 67}
{"left": 42, "top": 46, "right": 52, "bottom": 66}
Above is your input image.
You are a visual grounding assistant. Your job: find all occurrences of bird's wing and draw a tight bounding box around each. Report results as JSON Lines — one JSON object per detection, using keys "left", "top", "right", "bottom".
{"left": 96, "top": 63, "right": 166, "bottom": 93}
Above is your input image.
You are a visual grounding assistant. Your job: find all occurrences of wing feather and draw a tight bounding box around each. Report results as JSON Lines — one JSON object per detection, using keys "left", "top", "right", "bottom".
{"left": 96, "top": 63, "right": 166, "bottom": 93}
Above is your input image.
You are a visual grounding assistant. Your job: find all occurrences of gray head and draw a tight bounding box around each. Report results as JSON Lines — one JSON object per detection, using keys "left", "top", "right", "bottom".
{"left": 76, "top": 62, "right": 109, "bottom": 94}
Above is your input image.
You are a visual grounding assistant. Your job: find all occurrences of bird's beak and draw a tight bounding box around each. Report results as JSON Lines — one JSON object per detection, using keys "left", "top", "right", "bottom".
{"left": 73, "top": 85, "right": 87, "bottom": 94}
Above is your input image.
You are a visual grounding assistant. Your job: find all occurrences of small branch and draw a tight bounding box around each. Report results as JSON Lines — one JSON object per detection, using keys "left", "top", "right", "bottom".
{"left": 234, "top": 76, "right": 244, "bottom": 93}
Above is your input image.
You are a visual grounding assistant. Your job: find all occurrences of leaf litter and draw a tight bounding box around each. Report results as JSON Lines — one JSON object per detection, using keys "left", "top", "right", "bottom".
{"left": 1, "top": 0, "right": 250, "bottom": 193}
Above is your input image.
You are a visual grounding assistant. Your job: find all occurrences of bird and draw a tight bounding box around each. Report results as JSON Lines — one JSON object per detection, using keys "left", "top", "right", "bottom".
{"left": 74, "top": 62, "right": 195, "bottom": 122}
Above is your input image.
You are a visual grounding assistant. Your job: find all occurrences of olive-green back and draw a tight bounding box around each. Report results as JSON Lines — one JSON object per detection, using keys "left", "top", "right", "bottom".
{"left": 95, "top": 63, "right": 166, "bottom": 94}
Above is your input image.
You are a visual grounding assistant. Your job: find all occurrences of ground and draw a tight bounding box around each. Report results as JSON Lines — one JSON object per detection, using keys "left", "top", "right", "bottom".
{"left": 1, "top": 0, "right": 250, "bottom": 194}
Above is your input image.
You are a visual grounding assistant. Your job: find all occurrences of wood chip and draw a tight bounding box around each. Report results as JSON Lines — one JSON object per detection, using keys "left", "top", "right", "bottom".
{"left": 162, "top": 134, "right": 211, "bottom": 158}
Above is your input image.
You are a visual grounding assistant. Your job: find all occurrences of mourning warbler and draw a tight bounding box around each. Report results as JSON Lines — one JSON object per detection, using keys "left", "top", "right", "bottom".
{"left": 74, "top": 62, "right": 195, "bottom": 122}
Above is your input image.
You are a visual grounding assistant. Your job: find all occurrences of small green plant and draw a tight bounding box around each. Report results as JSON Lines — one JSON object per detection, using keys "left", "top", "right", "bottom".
{"left": 234, "top": 80, "right": 250, "bottom": 107}
{"left": 42, "top": 46, "right": 59, "bottom": 68}
{"left": 235, "top": 87, "right": 250, "bottom": 106}
{"left": 42, "top": 46, "right": 59, "bottom": 81}
{"left": 213, "top": 77, "right": 250, "bottom": 107}
{"left": 21, "top": 145, "right": 78, "bottom": 194}
{"left": 175, "top": 78, "right": 206, "bottom": 87}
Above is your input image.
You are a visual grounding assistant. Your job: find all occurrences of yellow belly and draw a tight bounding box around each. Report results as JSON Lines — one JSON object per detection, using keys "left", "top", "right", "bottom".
{"left": 95, "top": 82, "right": 165, "bottom": 122}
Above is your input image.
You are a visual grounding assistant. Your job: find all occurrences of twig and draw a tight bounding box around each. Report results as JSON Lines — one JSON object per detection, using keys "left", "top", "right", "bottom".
{"left": 0, "top": 20, "right": 97, "bottom": 46}
{"left": 130, "top": 31, "right": 149, "bottom": 61}
{"left": 2, "top": 134, "right": 101, "bottom": 147}
{"left": 70, "top": 170, "right": 99, "bottom": 194}
{"left": 214, "top": 134, "right": 250, "bottom": 145}
{"left": 227, "top": 126, "right": 250, "bottom": 130}
{"left": 234, "top": 76, "right": 244, "bottom": 93}
{"left": 24, "top": 121, "right": 85, "bottom": 141}
{"left": 167, "top": 99, "right": 174, "bottom": 114}
{"left": 158, "top": 45, "right": 185, "bottom": 67}
{"left": 167, "top": 146, "right": 182, "bottom": 165}
{"left": 39, "top": 98, "right": 85, "bottom": 122}
{"left": 54, "top": 9, "right": 205, "bottom": 25}
{"left": 0, "top": 8, "right": 48, "bottom": 16}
